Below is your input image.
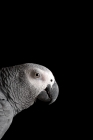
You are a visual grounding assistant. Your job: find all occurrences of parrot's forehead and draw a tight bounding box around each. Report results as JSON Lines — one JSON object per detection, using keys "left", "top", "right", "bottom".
{"left": 24, "top": 63, "right": 51, "bottom": 72}
{"left": 24, "top": 63, "right": 53, "bottom": 75}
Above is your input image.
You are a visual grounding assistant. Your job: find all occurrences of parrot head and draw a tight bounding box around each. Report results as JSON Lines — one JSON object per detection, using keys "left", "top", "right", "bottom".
{"left": 26, "top": 64, "right": 59, "bottom": 104}
{"left": 0, "top": 63, "right": 59, "bottom": 114}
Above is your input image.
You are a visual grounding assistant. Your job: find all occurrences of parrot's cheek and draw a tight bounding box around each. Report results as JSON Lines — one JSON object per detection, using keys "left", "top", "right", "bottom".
{"left": 37, "top": 82, "right": 59, "bottom": 104}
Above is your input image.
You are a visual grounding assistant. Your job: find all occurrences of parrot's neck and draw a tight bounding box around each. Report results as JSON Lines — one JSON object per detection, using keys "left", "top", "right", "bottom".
{"left": 0, "top": 86, "right": 34, "bottom": 116}
{"left": 8, "top": 97, "right": 22, "bottom": 116}
{"left": 7, "top": 93, "right": 35, "bottom": 116}
{"left": 0, "top": 87, "right": 20, "bottom": 116}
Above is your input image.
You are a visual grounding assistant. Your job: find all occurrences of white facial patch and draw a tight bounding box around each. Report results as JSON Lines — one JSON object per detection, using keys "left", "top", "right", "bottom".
{"left": 26, "top": 68, "right": 55, "bottom": 94}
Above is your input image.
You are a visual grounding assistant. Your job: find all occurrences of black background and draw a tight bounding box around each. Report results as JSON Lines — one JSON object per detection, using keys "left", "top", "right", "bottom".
{"left": 0, "top": 8, "right": 79, "bottom": 139}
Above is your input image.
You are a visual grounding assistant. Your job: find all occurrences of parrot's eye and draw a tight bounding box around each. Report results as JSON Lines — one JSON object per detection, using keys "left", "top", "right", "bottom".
{"left": 35, "top": 72, "right": 40, "bottom": 78}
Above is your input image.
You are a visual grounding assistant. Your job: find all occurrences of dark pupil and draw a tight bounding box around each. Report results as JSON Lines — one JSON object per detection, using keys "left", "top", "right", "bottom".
{"left": 36, "top": 73, "right": 39, "bottom": 77}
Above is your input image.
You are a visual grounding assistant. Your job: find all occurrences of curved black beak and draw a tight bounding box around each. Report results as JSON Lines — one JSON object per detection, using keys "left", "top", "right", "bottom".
{"left": 37, "top": 82, "right": 59, "bottom": 104}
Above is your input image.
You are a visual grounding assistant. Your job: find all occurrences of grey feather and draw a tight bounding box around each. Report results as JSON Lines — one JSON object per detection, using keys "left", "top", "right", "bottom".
{"left": 0, "top": 90, "right": 14, "bottom": 139}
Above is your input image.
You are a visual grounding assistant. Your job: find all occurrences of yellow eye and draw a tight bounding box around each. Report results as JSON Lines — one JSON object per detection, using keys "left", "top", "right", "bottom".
{"left": 35, "top": 72, "right": 40, "bottom": 78}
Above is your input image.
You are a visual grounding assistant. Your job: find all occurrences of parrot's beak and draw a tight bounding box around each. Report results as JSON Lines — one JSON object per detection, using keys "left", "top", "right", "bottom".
{"left": 37, "top": 82, "right": 59, "bottom": 104}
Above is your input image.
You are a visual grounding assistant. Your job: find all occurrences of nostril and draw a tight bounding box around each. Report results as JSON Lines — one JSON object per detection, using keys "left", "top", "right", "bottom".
{"left": 50, "top": 79, "right": 53, "bottom": 82}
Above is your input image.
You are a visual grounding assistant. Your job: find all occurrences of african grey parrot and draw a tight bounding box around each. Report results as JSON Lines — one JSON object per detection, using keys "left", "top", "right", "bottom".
{"left": 0, "top": 63, "right": 59, "bottom": 139}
